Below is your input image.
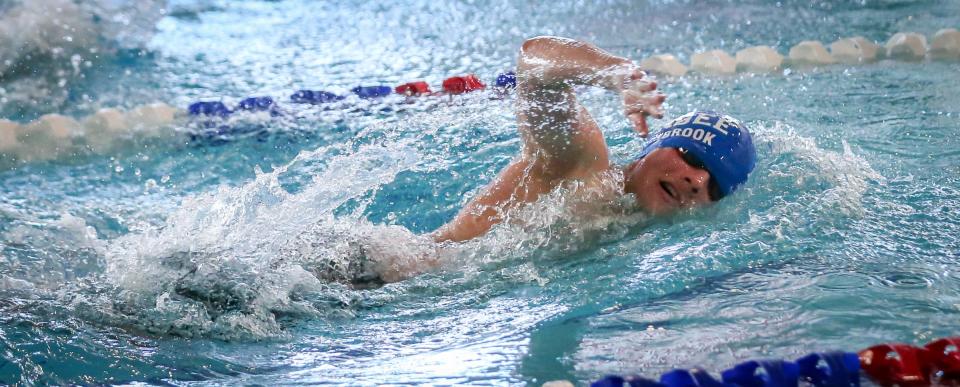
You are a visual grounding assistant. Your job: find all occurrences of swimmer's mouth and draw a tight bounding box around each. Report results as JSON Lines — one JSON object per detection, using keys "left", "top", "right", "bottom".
{"left": 660, "top": 181, "right": 679, "bottom": 202}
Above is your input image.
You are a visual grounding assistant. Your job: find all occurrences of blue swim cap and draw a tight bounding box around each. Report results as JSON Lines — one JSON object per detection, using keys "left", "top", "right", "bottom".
{"left": 639, "top": 111, "right": 756, "bottom": 198}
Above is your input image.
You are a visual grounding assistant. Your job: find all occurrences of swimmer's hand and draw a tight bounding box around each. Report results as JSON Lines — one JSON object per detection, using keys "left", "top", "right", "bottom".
{"left": 618, "top": 68, "right": 665, "bottom": 137}
{"left": 372, "top": 250, "right": 442, "bottom": 283}
{"left": 363, "top": 233, "right": 444, "bottom": 283}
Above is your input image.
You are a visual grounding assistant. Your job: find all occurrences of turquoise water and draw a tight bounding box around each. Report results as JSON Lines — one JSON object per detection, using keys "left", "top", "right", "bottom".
{"left": 1, "top": 0, "right": 959, "bottom": 385}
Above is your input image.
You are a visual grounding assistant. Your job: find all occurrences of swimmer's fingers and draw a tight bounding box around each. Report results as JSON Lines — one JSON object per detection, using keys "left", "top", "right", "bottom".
{"left": 624, "top": 92, "right": 666, "bottom": 118}
{"left": 630, "top": 93, "right": 665, "bottom": 113}
{"left": 644, "top": 93, "right": 666, "bottom": 118}
{"left": 628, "top": 67, "right": 649, "bottom": 83}
{"left": 628, "top": 112, "right": 650, "bottom": 136}
{"left": 625, "top": 78, "right": 657, "bottom": 94}
{"left": 624, "top": 91, "right": 665, "bottom": 137}
{"left": 621, "top": 69, "right": 665, "bottom": 137}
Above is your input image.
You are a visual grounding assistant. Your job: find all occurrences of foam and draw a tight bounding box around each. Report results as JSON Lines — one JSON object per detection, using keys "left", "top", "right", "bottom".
{"left": 0, "top": 275, "right": 36, "bottom": 292}
{"left": 449, "top": 169, "right": 648, "bottom": 274}
{"left": 0, "top": 0, "right": 166, "bottom": 78}
{"left": 735, "top": 46, "right": 784, "bottom": 72}
{"left": 885, "top": 32, "right": 927, "bottom": 60}
{"left": 753, "top": 122, "right": 881, "bottom": 218}
{"left": 930, "top": 28, "right": 960, "bottom": 59}
{"left": 690, "top": 50, "right": 736, "bottom": 75}
{"left": 98, "top": 138, "right": 425, "bottom": 339}
{"left": 829, "top": 37, "right": 880, "bottom": 64}
{"left": 640, "top": 54, "right": 688, "bottom": 77}
{"left": 788, "top": 41, "right": 835, "bottom": 65}
{"left": 1, "top": 212, "right": 107, "bottom": 290}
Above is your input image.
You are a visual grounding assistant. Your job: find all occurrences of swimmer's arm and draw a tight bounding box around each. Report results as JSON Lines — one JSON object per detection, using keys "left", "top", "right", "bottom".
{"left": 372, "top": 252, "right": 442, "bottom": 283}
{"left": 517, "top": 36, "right": 664, "bottom": 153}
{"left": 430, "top": 38, "right": 666, "bottom": 244}
{"left": 519, "top": 36, "right": 638, "bottom": 93}
{"left": 430, "top": 157, "right": 534, "bottom": 243}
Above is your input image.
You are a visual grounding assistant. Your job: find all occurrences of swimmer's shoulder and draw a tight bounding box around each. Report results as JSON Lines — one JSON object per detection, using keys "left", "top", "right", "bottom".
{"left": 559, "top": 168, "right": 636, "bottom": 214}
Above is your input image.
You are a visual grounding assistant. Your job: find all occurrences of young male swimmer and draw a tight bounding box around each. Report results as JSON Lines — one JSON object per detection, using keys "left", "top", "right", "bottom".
{"left": 316, "top": 36, "right": 757, "bottom": 285}
{"left": 429, "top": 36, "right": 756, "bottom": 243}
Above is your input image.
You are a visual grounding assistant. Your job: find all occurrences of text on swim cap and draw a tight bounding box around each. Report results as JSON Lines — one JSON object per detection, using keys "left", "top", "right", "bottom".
{"left": 657, "top": 112, "right": 742, "bottom": 145}
{"left": 652, "top": 127, "right": 717, "bottom": 145}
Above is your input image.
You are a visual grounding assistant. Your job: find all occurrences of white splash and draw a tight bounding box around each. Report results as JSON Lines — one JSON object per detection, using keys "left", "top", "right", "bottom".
{"left": 757, "top": 121, "right": 882, "bottom": 217}
{"left": 0, "top": 0, "right": 167, "bottom": 78}
{"left": 93, "top": 137, "right": 424, "bottom": 339}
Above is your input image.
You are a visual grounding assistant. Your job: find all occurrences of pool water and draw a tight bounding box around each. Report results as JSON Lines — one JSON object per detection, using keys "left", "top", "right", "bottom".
{"left": 1, "top": 0, "right": 959, "bottom": 385}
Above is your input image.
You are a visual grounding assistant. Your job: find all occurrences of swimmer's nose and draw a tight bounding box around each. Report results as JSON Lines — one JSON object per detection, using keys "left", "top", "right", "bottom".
{"left": 680, "top": 168, "right": 710, "bottom": 202}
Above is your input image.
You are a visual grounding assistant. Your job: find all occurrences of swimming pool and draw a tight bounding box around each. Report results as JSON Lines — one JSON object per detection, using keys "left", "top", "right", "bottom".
{"left": 1, "top": 0, "right": 959, "bottom": 385}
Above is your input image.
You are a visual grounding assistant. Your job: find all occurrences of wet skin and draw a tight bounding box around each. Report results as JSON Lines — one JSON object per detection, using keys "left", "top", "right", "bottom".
{"left": 431, "top": 36, "right": 702, "bottom": 243}
{"left": 364, "top": 36, "right": 721, "bottom": 282}
{"left": 623, "top": 147, "right": 713, "bottom": 216}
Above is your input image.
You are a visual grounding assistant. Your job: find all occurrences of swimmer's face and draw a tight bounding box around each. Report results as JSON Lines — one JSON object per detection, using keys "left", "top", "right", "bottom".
{"left": 624, "top": 147, "right": 715, "bottom": 215}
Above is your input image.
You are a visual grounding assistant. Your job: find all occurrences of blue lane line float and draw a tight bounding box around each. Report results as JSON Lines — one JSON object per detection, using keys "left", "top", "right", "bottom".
{"left": 351, "top": 85, "right": 393, "bottom": 99}
{"left": 290, "top": 90, "right": 344, "bottom": 104}
{"left": 796, "top": 352, "right": 860, "bottom": 387}
{"left": 236, "top": 96, "right": 275, "bottom": 112}
{"left": 496, "top": 71, "right": 517, "bottom": 89}
{"left": 721, "top": 360, "right": 800, "bottom": 387}
{"left": 661, "top": 368, "right": 732, "bottom": 387}
{"left": 593, "top": 375, "right": 664, "bottom": 387}
{"left": 188, "top": 101, "right": 231, "bottom": 117}
{"left": 587, "top": 350, "right": 865, "bottom": 387}
{"left": 185, "top": 71, "right": 516, "bottom": 122}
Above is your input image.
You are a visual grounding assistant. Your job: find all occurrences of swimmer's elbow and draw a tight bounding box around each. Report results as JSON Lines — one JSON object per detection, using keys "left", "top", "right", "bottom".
{"left": 430, "top": 225, "right": 470, "bottom": 244}
{"left": 430, "top": 229, "right": 453, "bottom": 244}
{"left": 521, "top": 36, "right": 552, "bottom": 56}
{"left": 520, "top": 36, "right": 570, "bottom": 63}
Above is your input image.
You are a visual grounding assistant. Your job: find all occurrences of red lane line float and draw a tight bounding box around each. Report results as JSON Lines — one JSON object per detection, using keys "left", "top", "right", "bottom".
{"left": 925, "top": 337, "right": 960, "bottom": 381}
{"left": 441, "top": 74, "right": 486, "bottom": 94}
{"left": 859, "top": 343, "right": 930, "bottom": 386}
{"left": 188, "top": 72, "right": 508, "bottom": 118}
{"left": 395, "top": 81, "right": 431, "bottom": 96}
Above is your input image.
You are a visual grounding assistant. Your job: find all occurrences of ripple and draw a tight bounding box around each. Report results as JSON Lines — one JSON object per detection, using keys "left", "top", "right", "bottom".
{"left": 895, "top": 300, "right": 950, "bottom": 316}
{"left": 2, "top": 0, "right": 960, "bottom": 385}
{"left": 815, "top": 272, "right": 873, "bottom": 290}
{"left": 753, "top": 297, "right": 803, "bottom": 314}
{"left": 878, "top": 271, "right": 936, "bottom": 290}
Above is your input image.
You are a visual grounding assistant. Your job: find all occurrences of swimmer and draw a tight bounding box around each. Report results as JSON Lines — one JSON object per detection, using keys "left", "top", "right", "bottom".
{"left": 334, "top": 36, "right": 756, "bottom": 285}
{"left": 430, "top": 36, "right": 757, "bottom": 243}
